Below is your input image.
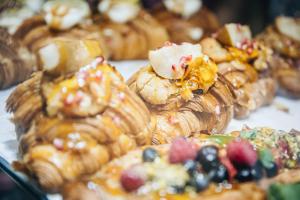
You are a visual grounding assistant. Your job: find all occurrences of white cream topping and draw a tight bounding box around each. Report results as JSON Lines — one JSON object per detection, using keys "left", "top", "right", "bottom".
{"left": 149, "top": 43, "right": 202, "bottom": 79}
{"left": 188, "top": 27, "right": 204, "bottom": 41}
{"left": 98, "top": 0, "right": 140, "bottom": 23}
{"left": 43, "top": 0, "right": 90, "bottom": 30}
{"left": 163, "top": 0, "right": 202, "bottom": 18}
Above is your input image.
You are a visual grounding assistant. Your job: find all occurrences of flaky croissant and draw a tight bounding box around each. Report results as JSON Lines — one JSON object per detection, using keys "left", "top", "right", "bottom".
{"left": 256, "top": 16, "right": 300, "bottom": 98}
{"left": 143, "top": 1, "right": 219, "bottom": 43}
{"left": 6, "top": 40, "right": 153, "bottom": 191}
{"left": 0, "top": 28, "right": 36, "bottom": 89}
{"left": 128, "top": 43, "right": 234, "bottom": 144}
{"left": 201, "top": 24, "right": 276, "bottom": 119}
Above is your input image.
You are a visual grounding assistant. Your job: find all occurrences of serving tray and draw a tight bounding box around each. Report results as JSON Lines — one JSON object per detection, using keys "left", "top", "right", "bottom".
{"left": 1, "top": 61, "right": 300, "bottom": 200}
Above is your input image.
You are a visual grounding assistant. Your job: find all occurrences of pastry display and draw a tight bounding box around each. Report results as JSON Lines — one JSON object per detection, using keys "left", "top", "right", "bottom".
{"left": 200, "top": 23, "right": 276, "bottom": 118}
{"left": 6, "top": 39, "right": 153, "bottom": 191}
{"left": 256, "top": 16, "right": 300, "bottom": 98}
{"left": 0, "top": 28, "right": 36, "bottom": 89}
{"left": 142, "top": 0, "right": 219, "bottom": 43}
{"left": 128, "top": 42, "right": 234, "bottom": 144}
{"left": 62, "top": 127, "right": 300, "bottom": 200}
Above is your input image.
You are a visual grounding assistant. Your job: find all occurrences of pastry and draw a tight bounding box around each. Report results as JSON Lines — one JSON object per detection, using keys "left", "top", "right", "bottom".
{"left": 62, "top": 127, "right": 300, "bottom": 200}
{"left": 94, "top": 0, "right": 169, "bottom": 60}
{"left": 142, "top": 0, "right": 219, "bottom": 43}
{"left": 0, "top": 28, "right": 36, "bottom": 89}
{"left": 6, "top": 39, "right": 153, "bottom": 191}
{"left": 128, "top": 42, "right": 234, "bottom": 144}
{"left": 256, "top": 16, "right": 300, "bottom": 98}
{"left": 200, "top": 23, "right": 276, "bottom": 118}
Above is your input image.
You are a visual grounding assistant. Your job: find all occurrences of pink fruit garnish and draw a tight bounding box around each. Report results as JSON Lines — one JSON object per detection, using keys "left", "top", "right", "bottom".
{"left": 226, "top": 139, "right": 257, "bottom": 167}
{"left": 169, "top": 137, "right": 197, "bottom": 164}
{"left": 120, "top": 165, "right": 146, "bottom": 192}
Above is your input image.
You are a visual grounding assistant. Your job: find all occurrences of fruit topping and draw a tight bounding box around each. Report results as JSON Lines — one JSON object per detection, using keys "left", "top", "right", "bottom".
{"left": 227, "top": 139, "right": 257, "bottom": 168}
{"left": 188, "top": 172, "right": 210, "bottom": 192}
{"left": 265, "top": 162, "right": 278, "bottom": 178}
{"left": 183, "top": 160, "right": 199, "bottom": 176}
{"left": 251, "top": 161, "right": 264, "bottom": 181}
{"left": 120, "top": 164, "right": 146, "bottom": 192}
{"left": 142, "top": 147, "right": 159, "bottom": 162}
{"left": 149, "top": 43, "right": 202, "bottom": 79}
{"left": 208, "top": 164, "right": 229, "bottom": 183}
{"left": 234, "top": 167, "right": 253, "bottom": 182}
{"left": 220, "top": 157, "right": 237, "bottom": 181}
{"left": 169, "top": 137, "right": 197, "bottom": 164}
{"left": 196, "top": 145, "right": 219, "bottom": 172}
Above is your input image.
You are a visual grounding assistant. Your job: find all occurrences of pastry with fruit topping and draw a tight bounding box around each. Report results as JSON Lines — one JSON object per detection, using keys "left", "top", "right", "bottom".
{"left": 6, "top": 39, "right": 154, "bottom": 191}
{"left": 63, "top": 127, "right": 300, "bottom": 200}
{"left": 141, "top": 0, "right": 219, "bottom": 43}
{"left": 0, "top": 28, "right": 36, "bottom": 89}
{"left": 256, "top": 16, "right": 300, "bottom": 98}
{"left": 201, "top": 23, "right": 276, "bottom": 118}
{"left": 128, "top": 42, "right": 234, "bottom": 144}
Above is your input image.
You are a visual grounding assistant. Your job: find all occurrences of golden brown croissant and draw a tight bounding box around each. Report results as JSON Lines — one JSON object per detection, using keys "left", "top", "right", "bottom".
{"left": 0, "top": 28, "right": 36, "bottom": 89}
{"left": 6, "top": 40, "right": 153, "bottom": 191}
{"left": 62, "top": 127, "right": 300, "bottom": 200}
{"left": 127, "top": 43, "right": 234, "bottom": 144}
{"left": 200, "top": 24, "right": 276, "bottom": 119}
{"left": 256, "top": 16, "right": 300, "bottom": 98}
{"left": 145, "top": 1, "right": 219, "bottom": 43}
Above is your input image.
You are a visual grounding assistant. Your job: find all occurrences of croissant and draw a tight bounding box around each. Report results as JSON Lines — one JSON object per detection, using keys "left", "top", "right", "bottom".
{"left": 200, "top": 24, "right": 276, "bottom": 118}
{"left": 94, "top": 9, "right": 169, "bottom": 60}
{"left": 128, "top": 43, "right": 234, "bottom": 144}
{"left": 0, "top": 28, "right": 36, "bottom": 89}
{"left": 256, "top": 16, "right": 300, "bottom": 98}
{"left": 142, "top": 0, "right": 219, "bottom": 43}
{"left": 6, "top": 39, "right": 153, "bottom": 191}
{"left": 62, "top": 127, "right": 300, "bottom": 200}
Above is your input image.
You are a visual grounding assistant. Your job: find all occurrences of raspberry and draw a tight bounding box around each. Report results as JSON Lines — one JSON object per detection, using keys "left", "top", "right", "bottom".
{"left": 169, "top": 137, "right": 197, "bottom": 164}
{"left": 120, "top": 165, "right": 146, "bottom": 192}
{"left": 226, "top": 139, "right": 257, "bottom": 167}
{"left": 220, "top": 157, "right": 237, "bottom": 181}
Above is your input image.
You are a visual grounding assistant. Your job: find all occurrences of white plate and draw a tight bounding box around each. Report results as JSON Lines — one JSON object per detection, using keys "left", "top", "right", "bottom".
{"left": 1, "top": 60, "right": 300, "bottom": 199}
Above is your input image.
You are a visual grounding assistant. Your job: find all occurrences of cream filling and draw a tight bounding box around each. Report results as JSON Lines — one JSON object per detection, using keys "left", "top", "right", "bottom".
{"left": 98, "top": 0, "right": 140, "bottom": 23}
{"left": 163, "top": 0, "right": 202, "bottom": 18}
{"left": 43, "top": 0, "right": 90, "bottom": 30}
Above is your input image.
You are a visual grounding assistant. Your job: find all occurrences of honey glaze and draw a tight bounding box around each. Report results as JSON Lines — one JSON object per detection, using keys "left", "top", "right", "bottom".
{"left": 45, "top": 58, "right": 117, "bottom": 117}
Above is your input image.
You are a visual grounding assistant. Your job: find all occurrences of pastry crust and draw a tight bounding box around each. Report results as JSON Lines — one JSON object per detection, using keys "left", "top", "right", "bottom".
{"left": 6, "top": 55, "right": 153, "bottom": 191}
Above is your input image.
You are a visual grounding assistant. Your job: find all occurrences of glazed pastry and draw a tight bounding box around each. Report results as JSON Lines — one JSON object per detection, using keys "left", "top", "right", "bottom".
{"left": 62, "top": 127, "right": 300, "bottom": 200}
{"left": 142, "top": 0, "right": 219, "bottom": 43}
{"left": 13, "top": 0, "right": 110, "bottom": 58}
{"left": 256, "top": 16, "right": 300, "bottom": 98}
{"left": 94, "top": 0, "right": 169, "bottom": 60}
{"left": 200, "top": 23, "right": 276, "bottom": 118}
{"left": 0, "top": 28, "right": 36, "bottom": 89}
{"left": 128, "top": 43, "right": 234, "bottom": 144}
{"left": 6, "top": 40, "right": 153, "bottom": 191}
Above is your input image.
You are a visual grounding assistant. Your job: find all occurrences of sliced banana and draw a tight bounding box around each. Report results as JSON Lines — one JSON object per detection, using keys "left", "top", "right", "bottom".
{"left": 38, "top": 38, "right": 103, "bottom": 76}
{"left": 43, "top": 0, "right": 90, "bottom": 30}
{"left": 216, "top": 23, "right": 252, "bottom": 47}
{"left": 98, "top": 0, "right": 140, "bottom": 23}
{"left": 149, "top": 43, "right": 202, "bottom": 79}
{"left": 275, "top": 16, "right": 300, "bottom": 42}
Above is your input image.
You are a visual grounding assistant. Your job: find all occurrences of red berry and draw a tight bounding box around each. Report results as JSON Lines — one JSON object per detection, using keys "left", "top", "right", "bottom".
{"left": 226, "top": 139, "right": 257, "bottom": 167}
{"left": 169, "top": 137, "right": 197, "bottom": 164}
{"left": 120, "top": 165, "right": 146, "bottom": 192}
{"left": 220, "top": 157, "right": 237, "bottom": 181}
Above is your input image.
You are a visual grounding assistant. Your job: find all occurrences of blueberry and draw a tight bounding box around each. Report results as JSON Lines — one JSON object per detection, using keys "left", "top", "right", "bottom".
{"left": 188, "top": 172, "right": 210, "bottom": 192}
{"left": 196, "top": 145, "right": 219, "bottom": 172}
{"left": 235, "top": 167, "right": 253, "bottom": 182}
{"left": 171, "top": 185, "right": 185, "bottom": 194}
{"left": 209, "top": 164, "right": 229, "bottom": 183}
{"left": 251, "top": 161, "right": 264, "bottom": 180}
{"left": 184, "top": 160, "right": 198, "bottom": 175}
{"left": 142, "top": 148, "right": 158, "bottom": 162}
{"left": 264, "top": 162, "right": 278, "bottom": 178}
